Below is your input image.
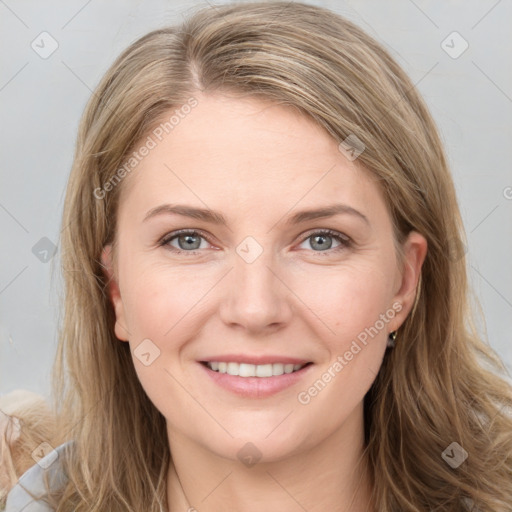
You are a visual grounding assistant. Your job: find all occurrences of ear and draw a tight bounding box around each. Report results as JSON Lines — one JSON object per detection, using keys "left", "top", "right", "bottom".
{"left": 101, "top": 245, "right": 129, "bottom": 342}
{"left": 388, "top": 231, "right": 428, "bottom": 332}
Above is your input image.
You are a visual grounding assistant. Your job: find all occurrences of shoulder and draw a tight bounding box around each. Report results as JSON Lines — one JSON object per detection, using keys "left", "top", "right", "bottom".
{"left": 4, "top": 440, "right": 74, "bottom": 512}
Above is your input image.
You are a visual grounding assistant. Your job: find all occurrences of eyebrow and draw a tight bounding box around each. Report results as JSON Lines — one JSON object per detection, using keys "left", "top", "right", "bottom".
{"left": 142, "top": 203, "right": 369, "bottom": 226}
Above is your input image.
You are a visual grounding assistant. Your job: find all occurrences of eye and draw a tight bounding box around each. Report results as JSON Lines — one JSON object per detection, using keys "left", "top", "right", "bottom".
{"left": 159, "top": 229, "right": 212, "bottom": 253}
{"left": 297, "top": 229, "right": 351, "bottom": 253}
{"left": 159, "top": 228, "right": 352, "bottom": 255}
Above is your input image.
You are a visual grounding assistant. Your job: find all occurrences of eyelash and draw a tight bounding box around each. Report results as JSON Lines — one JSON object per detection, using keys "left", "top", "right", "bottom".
{"left": 158, "top": 228, "right": 352, "bottom": 256}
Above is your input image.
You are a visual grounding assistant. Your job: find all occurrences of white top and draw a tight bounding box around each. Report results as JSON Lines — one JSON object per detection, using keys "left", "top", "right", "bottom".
{"left": 4, "top": 441, "right": 72, "bottom": 512}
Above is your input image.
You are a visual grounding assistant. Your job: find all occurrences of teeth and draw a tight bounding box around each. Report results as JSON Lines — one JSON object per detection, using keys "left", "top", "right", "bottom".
{"left": 206, "top": 361, "right": 306, "bottom": 377}
{"left": 239, "top": 363, "right": 256, "bottom": 377}
{"left": 227, "top": 362, "right": 239, "bottom": 376}
{"left": 272, "top": 363, "right": 284, "bottom": 376}
{"left": 256, "top": 364, "right": 272, "bottom": 377}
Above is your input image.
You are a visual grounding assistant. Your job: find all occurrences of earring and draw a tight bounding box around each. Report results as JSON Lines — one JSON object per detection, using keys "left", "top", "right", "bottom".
{"left": 387, "top": 330, "right": 397, "bottom": 348}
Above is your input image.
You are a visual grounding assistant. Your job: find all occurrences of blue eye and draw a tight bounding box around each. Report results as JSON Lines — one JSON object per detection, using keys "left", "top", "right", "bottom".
{"left": 298, "top": 229, "right": 351, "bottom": 253}
{"left": 159, "top": 230, "right": 210, "bottom": 253}
{"left": 159, "top": 229, "right": 351, "bottom": 255}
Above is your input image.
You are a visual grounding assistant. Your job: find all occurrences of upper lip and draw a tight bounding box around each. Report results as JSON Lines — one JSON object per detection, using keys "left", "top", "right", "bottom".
{"left": 199, "top": 354, "right": 311, "bottom": 365}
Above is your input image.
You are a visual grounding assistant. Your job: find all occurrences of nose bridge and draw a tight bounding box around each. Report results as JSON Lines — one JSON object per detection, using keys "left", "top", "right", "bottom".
{"left": 221, "top": 234, "right": 290, "bottom": 330}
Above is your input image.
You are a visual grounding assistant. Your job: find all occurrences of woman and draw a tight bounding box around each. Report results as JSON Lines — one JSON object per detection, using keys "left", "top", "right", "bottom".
{"left": 6, "top": 1, "right": 512, "bottom": 511}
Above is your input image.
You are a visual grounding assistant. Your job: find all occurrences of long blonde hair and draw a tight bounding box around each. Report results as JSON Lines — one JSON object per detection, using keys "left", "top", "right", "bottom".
{"left": 26, "top": 1, "right": 512, "bottom": 510}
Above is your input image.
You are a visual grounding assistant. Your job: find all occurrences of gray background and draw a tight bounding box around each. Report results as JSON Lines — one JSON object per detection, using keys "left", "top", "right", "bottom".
{"left": 1, "top": 0, "right": 511, "bottom": 399}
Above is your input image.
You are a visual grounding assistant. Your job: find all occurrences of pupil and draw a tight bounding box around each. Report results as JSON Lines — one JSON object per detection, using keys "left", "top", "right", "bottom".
{"left": 181, "top": 234, "right": 199, "bottom": 249}
{"left": 313, "top": 234, "right": 331, "bottom": 251}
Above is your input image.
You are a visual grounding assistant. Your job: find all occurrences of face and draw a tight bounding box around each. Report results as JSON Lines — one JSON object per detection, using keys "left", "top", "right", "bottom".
{"left": 102, "top": 92, "right": 426, "bottom": 463}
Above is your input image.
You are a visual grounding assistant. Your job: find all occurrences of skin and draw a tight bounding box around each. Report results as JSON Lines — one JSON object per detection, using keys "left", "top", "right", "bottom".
{"left": 102, "top": 92, "right": 427, "bottom": 512}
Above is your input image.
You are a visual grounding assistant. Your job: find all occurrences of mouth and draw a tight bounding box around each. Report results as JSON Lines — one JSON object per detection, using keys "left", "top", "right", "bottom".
{"left": 201, "top": 361, "right": 311, "bottom": 377}
{"left": 198, "top": 358, "right": 313, "bottom": 398}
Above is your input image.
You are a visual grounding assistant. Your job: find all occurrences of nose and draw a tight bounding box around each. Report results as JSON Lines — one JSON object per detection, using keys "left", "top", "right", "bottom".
{"left": 219, "top": 244, "right": 293, "bottom": 334}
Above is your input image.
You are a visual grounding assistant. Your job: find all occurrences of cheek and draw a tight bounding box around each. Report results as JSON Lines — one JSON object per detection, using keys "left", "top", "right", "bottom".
{"left": 300, "top": 262, "right": 395, "bottom": 342}
{"left": 121, "top": 263, "right": 206, "bottom": 340}
{"left": 121, "top": 268, "right": 194, "bottom": 415}
{"left": 294, "top": 270, "right": 392, "bottom": 433}
{"left": 119, "top": 264, "right": 215, "bottom": 400}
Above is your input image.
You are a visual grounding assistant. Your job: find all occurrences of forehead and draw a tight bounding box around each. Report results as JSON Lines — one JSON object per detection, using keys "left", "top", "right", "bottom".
{"left": 116, "top": 93, "right": 383, "bottom": 222}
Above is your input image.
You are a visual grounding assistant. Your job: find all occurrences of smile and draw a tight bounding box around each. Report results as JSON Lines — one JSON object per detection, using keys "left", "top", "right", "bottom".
{"left": 199, "top": 359, "right": 313, "bottom": 398}
{"left": 205, "top": 361, "right": 308, "bottom": 377}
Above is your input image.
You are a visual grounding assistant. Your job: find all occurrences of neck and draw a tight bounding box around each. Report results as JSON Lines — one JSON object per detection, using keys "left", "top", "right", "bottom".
{"left": 166, "top": 403, "right": 374, "bottom": 512}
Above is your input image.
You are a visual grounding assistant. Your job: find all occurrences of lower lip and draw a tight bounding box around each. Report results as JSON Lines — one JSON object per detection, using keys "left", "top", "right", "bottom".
{"left": 199, "top": 363, "right": 313, "bottom": 398}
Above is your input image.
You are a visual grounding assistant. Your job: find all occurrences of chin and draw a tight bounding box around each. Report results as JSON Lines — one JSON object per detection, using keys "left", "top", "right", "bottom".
{"left": 191, "top": 418, "right": 316, "bottom": 465}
